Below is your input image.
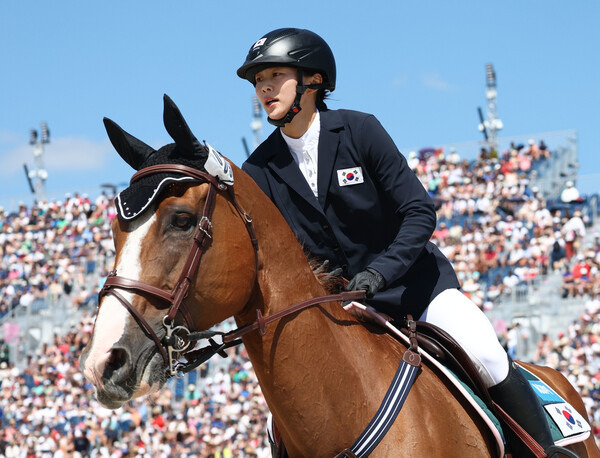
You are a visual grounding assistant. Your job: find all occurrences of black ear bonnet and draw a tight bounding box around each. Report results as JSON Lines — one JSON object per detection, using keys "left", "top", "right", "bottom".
{"left": 104, "top": 94, "right": 233, "bottom": 221}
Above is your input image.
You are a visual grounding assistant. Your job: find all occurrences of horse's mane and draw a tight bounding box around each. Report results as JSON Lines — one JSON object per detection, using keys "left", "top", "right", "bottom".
{"left": 307, "top": 254, "right": 346, "bottom": 294}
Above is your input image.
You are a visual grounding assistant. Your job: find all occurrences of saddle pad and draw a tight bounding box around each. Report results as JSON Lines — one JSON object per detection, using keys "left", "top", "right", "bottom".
{"left": 385, "top": 320, "right": 507, "bottom": 456}
{"left": 518, "top": 365, "right": 591, "bottom": 445}
{"left": 445, "top": 363, "right": 591, "bottom": 452}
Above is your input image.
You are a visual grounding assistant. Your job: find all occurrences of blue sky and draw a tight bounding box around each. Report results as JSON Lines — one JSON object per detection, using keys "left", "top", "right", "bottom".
{"left": 1, "top": 1, "right": 598, "bottom": 210}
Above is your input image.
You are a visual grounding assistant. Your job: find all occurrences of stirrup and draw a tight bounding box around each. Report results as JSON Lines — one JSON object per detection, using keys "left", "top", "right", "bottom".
{"left": 546, "top": 445, "right": 580, "bottom": 458}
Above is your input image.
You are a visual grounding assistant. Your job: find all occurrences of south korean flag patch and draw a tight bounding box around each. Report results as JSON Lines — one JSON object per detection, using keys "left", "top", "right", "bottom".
{"left": 337, "top": 167, "right": 364, "bottom": 187}
{"left": 544, "top": 402, "right": 591, "bottom": 438}
{"left": 252, "top": 37, "right": 267, "bottom": 49}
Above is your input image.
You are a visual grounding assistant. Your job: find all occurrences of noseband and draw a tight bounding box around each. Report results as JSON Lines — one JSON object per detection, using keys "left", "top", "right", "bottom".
{"left": 99, "top": 164, "right": 258, "bottom": 378}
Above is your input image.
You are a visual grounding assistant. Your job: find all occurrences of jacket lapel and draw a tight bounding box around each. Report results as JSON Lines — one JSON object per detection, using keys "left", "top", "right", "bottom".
{"left": 317, "top": 110, "right": 343, "bottom": 208}
{"left": 266, "top": 131, "right": 324, "bottom": 214}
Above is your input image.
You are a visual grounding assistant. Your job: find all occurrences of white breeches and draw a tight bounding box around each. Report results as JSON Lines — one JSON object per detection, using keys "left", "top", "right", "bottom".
{"left": 418, "top": 288, "right": 509, "bottom": 387}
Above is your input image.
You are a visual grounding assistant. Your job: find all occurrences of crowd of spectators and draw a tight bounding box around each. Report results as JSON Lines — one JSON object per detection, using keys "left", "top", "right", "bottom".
{"left": 0, "top": 193, "right": 115, "bottom": 321}
{"left": 1, "top": 136, "right": 599, "bottom": 454}
{"left": 0, "top": 194, "right": 271, "bottom": 456}
{"left": 534, "top": 294, "right": 600, "bottom": 441}
{"left": 0, "top": 315, "right": 271, "bottom": 457}
{"left": 410, "top": 139, "right": 600, "bottom": 444}
{"left": 410, "top": 140, "right": 600, "bottom": 310}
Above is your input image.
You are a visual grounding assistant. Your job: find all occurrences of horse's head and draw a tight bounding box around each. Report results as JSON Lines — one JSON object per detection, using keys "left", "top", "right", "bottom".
{"left": 80, "top": 95, "right": 258, "bottom": 409}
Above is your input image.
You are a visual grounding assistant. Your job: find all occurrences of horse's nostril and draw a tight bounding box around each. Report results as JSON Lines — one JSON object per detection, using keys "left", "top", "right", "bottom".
{"left": 108, "top": 347, "right": 125, "bottom": 367}
{"left": 103, "top": 347, "right": 131, "bottom": 381}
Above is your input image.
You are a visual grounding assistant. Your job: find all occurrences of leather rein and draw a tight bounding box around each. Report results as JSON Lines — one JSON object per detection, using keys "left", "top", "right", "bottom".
{"left": 98, "top": 163, "right": 366, "bottom": 378}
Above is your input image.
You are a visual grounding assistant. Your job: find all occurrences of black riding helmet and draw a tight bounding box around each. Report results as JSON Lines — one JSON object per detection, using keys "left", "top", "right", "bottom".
{"left": 237, "top": 28, "right": 336, "bottom": 127}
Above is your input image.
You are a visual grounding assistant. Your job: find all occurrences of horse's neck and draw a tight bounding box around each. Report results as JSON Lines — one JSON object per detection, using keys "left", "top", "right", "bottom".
{"left": 234, "top": 170, "right": 354, "bottom": 356}
{"left": 234, "top": 173, "right": 391, "bottom": 450}
{"left": 234, "top": 170, "right": 331, "bottom": 317}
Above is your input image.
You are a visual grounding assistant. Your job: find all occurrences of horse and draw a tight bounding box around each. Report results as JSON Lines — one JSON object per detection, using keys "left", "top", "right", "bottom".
{"left": 80, "top": 96, "right": 598, "bottom": 457}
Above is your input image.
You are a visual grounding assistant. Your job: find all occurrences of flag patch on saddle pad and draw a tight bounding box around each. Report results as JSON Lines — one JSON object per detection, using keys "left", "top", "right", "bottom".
{"left": 544, "top": 402, "right": 590, "bottom": 437}
{"left": 337, "top": 167, "right": 364, "bottom": 186}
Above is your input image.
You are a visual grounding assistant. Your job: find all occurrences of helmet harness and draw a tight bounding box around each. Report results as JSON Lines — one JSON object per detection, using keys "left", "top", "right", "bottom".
{"left": 267, "top": 67, "right": 324, "bottom": 127}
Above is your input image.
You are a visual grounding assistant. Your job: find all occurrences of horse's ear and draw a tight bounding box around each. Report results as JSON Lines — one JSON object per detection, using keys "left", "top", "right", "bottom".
{"left": 163, "top": 94, "right": 208, "bottom": 161}
{"left": 103, "top": 117, "right": 156, "bottom": 170}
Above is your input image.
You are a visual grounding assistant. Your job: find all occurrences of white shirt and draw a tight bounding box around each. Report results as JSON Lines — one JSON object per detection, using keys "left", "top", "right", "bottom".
{"left": 563, "top": 215, "right": 586, "bottom": 238}
{"left": 281, "top": 111, "right": 321, "bottom": 198}
{"left": 561, "top": 185, "right": 580, "bottom": 203}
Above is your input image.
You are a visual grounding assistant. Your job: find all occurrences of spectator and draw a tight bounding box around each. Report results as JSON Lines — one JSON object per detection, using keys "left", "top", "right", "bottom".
{"left": 533, "top": 333, "right": 554, "bottom": 363}
{"left": 72, "top": 287, "right": 92, "bottom": 310}
{"left": 550, "top": 232, "right": 567, "bottom": 271}
{"left": 506, "top": 323, "right": 520, "bottom": 359}
{"left": 407, "top": 151, "right": 419, "bottom": 170}
{"left": 503, "top": 269, "right": 521, "bottom": 292}
{"left": 0, "top": 339, "right": 9, "bottom": 365}
{"left": 447, "top": 147, "right": 461, "bottom": 165}
{"left": 73, "top": 427, "right": 91, "bottom": 454}
{"left": 563, "top": 210, "right": 586, "bottom": 260}
{"left": 561, "top": 181, "right": 582, "bottom": 203}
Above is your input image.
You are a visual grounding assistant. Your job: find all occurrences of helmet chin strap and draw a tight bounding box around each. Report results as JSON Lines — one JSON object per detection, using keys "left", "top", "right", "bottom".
{"left": 267, "top": 68, "right": 322, "bottom": 127}
{"left": 267, "top": 89, "right": 304, "bottom": 127}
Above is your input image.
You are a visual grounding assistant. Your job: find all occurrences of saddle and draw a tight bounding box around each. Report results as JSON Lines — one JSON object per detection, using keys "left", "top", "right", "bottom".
{"left": 400, "top": 320, "right": 494, "bottom": 408}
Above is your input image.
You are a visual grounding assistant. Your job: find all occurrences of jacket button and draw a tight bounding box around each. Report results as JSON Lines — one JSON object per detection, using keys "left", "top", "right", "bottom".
{"left": 333, "top": 246, "right": 340, "bottom": 252}
{"left": 322, "top": 224, "right": 330, "bottom": 231}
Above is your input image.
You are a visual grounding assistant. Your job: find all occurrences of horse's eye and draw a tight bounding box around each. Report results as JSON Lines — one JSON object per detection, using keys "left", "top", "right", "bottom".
{"left": 172, "top": 213, "right": 194, "bottom": 230}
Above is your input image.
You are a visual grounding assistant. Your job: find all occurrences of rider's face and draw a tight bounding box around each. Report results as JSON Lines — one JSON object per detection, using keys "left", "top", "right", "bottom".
{"left": 254, "top": 67, "right": 298, "bottom": 120}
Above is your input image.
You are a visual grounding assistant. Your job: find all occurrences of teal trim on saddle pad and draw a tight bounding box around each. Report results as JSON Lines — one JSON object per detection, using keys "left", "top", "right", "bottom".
{"left": 445, "top": 368, "right": 505, "bottom": 442}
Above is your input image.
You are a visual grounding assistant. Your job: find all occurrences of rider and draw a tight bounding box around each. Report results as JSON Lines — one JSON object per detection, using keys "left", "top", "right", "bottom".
{"left": 238, "top": 28, "right": 561, "bottom": 457}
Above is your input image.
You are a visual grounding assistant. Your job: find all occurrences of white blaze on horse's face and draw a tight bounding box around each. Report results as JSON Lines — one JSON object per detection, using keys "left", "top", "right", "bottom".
{"left": 82, "top": 211, "right": 158, "bottom": 399}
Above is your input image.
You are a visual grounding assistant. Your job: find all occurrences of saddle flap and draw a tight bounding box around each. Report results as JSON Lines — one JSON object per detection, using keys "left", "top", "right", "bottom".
{"left": 401, "top": 321, "right": 494, "bottom": 407}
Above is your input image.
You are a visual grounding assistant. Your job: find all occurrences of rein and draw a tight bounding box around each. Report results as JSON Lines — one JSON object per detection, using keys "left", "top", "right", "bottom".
{"left": 178, "top": 290, "right": 368, "bottom": 374}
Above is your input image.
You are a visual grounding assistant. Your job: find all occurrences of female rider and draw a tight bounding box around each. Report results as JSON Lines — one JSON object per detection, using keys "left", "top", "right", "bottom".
{"left": 238, "top": 28, "right": 561, "bottom": 457}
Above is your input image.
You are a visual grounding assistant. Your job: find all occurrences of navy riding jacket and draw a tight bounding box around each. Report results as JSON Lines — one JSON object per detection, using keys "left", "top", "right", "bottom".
{"left": 242, "top": 109, "right": 459, "bottom": 320}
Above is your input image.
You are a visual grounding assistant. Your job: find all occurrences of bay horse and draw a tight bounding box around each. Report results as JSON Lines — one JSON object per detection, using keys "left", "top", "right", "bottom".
{"left": 80, "top": 96, "right": 598, "bottom": 457}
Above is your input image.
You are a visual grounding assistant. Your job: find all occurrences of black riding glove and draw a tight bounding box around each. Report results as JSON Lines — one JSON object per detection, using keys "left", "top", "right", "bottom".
{"left": 345, "top": 268, "right": 386, "bottom": 298}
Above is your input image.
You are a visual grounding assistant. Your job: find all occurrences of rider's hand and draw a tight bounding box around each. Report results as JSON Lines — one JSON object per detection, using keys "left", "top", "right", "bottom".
{"left": 344, "top": 268, "right": 385, "bottom": 298}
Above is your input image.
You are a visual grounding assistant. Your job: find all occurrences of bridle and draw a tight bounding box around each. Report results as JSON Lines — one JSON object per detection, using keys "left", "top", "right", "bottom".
{"left": 99, "top": 163, "right": 258, "bottom": 378}
{"left": 99, "top": 163, "right": 365, "bottom": 379}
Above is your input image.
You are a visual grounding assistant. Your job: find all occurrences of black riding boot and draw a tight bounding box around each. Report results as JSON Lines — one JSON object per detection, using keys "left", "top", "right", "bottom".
{"left": 489, "top": 357, "right": 576, "bottom": 458}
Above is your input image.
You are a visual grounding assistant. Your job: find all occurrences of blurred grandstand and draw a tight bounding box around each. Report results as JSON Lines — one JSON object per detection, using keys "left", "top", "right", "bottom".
{"left": 1, "top": 131, "right": 599, "bottom": 454}
{"left": 408, "top": 131, "right": 599, "bottom": 359}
